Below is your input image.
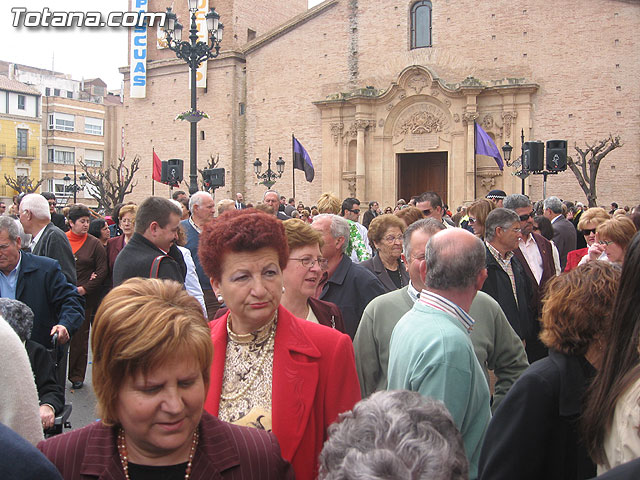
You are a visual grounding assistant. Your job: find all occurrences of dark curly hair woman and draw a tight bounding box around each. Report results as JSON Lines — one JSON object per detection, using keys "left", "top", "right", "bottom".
{"left": 479, "top": 261, "right": 621, "bottom": 480}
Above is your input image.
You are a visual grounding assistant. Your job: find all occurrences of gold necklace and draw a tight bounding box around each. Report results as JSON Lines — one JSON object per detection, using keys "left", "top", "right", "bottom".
{"left": 220, "top": 313, "right": 277, "bottom": 402}
{"left": 117, "top": 428, "right": 198, "bottom": 480}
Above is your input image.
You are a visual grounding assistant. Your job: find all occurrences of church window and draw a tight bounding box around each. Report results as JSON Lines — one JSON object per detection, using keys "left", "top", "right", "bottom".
{"left": 411, "top": 1, "right": 432, "bottom": 49}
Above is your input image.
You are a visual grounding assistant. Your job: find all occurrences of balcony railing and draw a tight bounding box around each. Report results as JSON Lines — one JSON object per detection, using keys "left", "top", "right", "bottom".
{"left": 14, "top": 146, "right": 37, "bottom": 159}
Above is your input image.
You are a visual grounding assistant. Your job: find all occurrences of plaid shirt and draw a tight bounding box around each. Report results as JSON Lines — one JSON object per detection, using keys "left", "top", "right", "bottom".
{"left": 486, "top": 241, "right": 518, "bottom": 307}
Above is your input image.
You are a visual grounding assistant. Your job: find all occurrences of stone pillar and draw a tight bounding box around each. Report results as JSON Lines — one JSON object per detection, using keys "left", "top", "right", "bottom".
{"left": 355, "top": 119, "right": 368, "bottom": 198}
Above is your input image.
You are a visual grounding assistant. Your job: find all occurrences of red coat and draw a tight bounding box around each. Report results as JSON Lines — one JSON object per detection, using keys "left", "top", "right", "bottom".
{"left": 205, "top": 305, "right": 361, "bottom": 480}
{"left": 564, "top": 247, "right": 588, "bottom": 272}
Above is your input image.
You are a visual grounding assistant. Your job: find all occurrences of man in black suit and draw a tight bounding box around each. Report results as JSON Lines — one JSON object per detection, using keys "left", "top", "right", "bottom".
{"left": 543, "top": 196, "right": 577, "bottom": 270}
{"left": 112, "top": 196, "right": 186, "bottom": 286}
{"left": 19, "top": 194, "right": 76, "bottom": 285}
{"left": 40, "top": 192, "right": 68, "bottom": 232}
{"left": 235, "top": 192, "right": 246, "bottom": 209}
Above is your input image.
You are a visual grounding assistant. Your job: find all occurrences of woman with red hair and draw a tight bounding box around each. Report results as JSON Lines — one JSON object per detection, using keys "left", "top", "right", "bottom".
{"left": 199, "top": 209, "right": 360, "bottom": 480}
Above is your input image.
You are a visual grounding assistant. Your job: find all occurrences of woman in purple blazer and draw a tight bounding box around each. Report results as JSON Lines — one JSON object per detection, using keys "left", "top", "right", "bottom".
{"left": 38, "top": 278, "right": 293, "bottom": 480}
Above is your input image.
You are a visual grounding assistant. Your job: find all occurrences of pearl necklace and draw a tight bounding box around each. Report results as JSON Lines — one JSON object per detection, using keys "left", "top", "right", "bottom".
{"left": 117, "top": 428, "right": 199, "bottom": 480}
{"left": 220, "top": 313, "right": 277, "bottom": 402}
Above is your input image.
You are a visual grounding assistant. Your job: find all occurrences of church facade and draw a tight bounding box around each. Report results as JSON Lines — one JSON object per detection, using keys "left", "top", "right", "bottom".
{"left": 121, "top": 0, "right": 639, "bottom": 208}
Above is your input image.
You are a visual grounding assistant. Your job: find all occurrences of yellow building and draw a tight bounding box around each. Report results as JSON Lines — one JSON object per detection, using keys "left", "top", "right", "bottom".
{"left": 0, "top": 76, "right": 41, "bottom": 201}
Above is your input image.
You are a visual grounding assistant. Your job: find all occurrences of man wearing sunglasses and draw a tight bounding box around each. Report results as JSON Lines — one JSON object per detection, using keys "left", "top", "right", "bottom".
{"left": 414, "top": 191, "right": 455, "bottom": 229}
{"left": 340, "top": 197, "right": 372, "bottom": 262}
{"left": 504, "top": 194, "right": 557, "bottom": 362}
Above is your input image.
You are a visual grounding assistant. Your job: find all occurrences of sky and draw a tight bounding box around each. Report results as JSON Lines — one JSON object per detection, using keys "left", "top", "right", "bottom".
{"left": 4, "top": 1, "right": 323, "bottom": 91}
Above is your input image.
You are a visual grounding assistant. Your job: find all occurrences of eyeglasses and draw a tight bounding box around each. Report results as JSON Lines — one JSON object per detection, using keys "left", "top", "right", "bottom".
{"left": 599, "top": 240, "right": 614, "bottom": 246}
{"left": 290, "top": 256, "right": 329, "bottom": 270}
{"left": 512, "top": 227, "right": 522, "bottom": 233}
{"left": 468, "top": 217, "right": 476, "bottom": 224}
{"left": 383, "top": 234, "right": 404, "bottom": 244}
{"left": 581, "top": 228, "right": 597, "bottom": 236}
{"left": 421, "top": 209, "right": 432, "bottom": 216}
{"left": 349, "top": 209, "right": 360, "bottom": 215}
{"left": 47, "top": 201, "right": 56, "bottom": 206}
{"left": 518, "top": 212, "right": 534, "bottom": 222}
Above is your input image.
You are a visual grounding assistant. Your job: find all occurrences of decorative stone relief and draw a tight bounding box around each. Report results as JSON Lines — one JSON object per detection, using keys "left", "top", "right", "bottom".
{"left": 453, "top": 113, "right": 460, "bottom": 123}
{"left": 378, "top": 119, "right": 384, "bottom": 128}
{"left": 502, "top": 111, "right": 518, "bottom": 137}
{"left": 430, "top": 89, "right": 440, "bottom": 97}
{"left": 462, "top": 112, "right": 479, "bottom": 125}
{"left": 407, "top": 74, "right": 428, "bottom": 95}
{"left": 482, "top": 114, "right": 494, "bottom": 130}
{"left": 445, "top": 99, "right": 451, "bottom": 107}
{"left": 393, "top": 103, "right": 450, "bottom": 147}
{"left": 342, "top": 173, "right": 357, "bottom": 198}
{"left": 330, "top": 123, "right": 344, "bottom": 145}
{"left": 476, "top": 170, "right": 503, "bottom": 193}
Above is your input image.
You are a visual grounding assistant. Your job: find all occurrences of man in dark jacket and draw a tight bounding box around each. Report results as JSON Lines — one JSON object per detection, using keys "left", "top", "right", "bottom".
{"left": 112, "top": 196, "right": 186, "bottom": 286}
{"left": 481, "top": 208, "right": 532, "bottom": 343}
{"left": 0, "top": 216, "right": 84, "bottom": 390}
{"left": 312, "top": 214, "right": 385, "bottom": 338}
{"left": 182, "top": 191, "right": 217, "bottom": 318}
{"left": 19, "top": 194, "right": 76, "bottom": 285}
{"left": 41, "top": 192, "right": 68, "bottom": 232}
{"left": 544, "top": 196, "right": 577, "bottom": 270}
{"left": 504, "top": 194, "right": 556, "bottom": 361}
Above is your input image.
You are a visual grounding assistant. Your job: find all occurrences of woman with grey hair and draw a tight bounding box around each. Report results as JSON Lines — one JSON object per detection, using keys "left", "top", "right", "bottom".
{"left": 0, "top": 298, "right": 64, "bottom": 432}
{"left": 319, "top": 390, "right": 468, "bottom": 480}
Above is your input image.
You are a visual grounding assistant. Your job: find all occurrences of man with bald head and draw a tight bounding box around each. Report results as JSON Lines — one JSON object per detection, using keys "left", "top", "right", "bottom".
{"left": 387, "top": 228, "right": 492, "bottom": 480}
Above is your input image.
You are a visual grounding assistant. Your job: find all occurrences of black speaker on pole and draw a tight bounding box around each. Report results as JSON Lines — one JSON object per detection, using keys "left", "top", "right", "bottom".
{"left": 523, "top": 141, "right": 544, "bottom": 172}
{"left": 203, "top": 168, "right": 225, "bottom": 189}
{"left": 546, "top": 140, "right": 567, "bottom": 172}
{"left": 167, "top": 159, "right": 183, "bottom": 183}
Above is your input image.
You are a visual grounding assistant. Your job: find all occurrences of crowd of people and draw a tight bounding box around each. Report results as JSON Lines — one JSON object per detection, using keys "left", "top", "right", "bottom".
{"left": 0, "top": 186, "right": 639, "bottom": 479}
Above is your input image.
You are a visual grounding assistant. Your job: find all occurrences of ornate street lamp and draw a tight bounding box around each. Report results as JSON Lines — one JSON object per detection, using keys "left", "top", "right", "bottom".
{"left": 63, "top": 163, "right": 87, "bottom": 204}
{"left": 253, "top": 147, "right": 285, "bottom": 188}
{"left": 502, "top": 129, "right": 528, "bottom": 194}
{"left": 163, "top": 2, "right": 224, "bottom": 195}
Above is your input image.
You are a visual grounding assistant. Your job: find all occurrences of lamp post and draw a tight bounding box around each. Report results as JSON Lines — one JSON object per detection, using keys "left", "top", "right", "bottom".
{"left": 63, "top": 163, "right": 87, "bottom": 204}
{"left": 253, "top": 147, "right": 285, "bottom": 188}
{"left": 163, "top": 1, "right": 224, "bottom": 195}
{"left": 502, "top": 128, "right": 528, "bottom": 195}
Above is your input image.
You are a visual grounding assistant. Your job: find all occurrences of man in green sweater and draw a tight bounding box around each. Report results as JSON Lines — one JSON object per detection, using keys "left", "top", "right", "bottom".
{"left": 354, "top": 218, "right": 527, "bottom": 410}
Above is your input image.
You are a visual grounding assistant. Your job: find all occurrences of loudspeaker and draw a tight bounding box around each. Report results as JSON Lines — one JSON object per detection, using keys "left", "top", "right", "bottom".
{"left": 166, "top": 159, "right": 183, "bottom": 183}
{"left": 202, "top": 168, "right": 225, "bottom": 189}
{"left": 546, "top": 140, "right": 567, "bottom": 172}
{"left": 523, "top": 141, "right": 544, "bottom": 172}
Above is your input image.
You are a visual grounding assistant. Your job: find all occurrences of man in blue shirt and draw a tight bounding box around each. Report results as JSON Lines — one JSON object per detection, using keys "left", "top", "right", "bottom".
{"left": 0, "top": 217, "right": 83, "bottom": 388}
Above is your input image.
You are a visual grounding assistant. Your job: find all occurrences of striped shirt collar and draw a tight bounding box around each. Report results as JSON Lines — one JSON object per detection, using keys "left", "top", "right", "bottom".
{"left": 418, "top": 290, "right": 475, "bottom": 333}
{"left": 189, "top": 217, "right": 202, "bottom": 234}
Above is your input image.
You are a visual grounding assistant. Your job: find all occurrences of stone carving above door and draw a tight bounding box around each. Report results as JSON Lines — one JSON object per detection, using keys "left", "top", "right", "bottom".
{"left": 393, "top": 103, "right": 450, "bottom": 146}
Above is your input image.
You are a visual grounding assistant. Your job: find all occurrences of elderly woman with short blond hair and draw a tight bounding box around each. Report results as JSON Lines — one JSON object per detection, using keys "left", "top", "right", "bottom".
{"left": 281, "top": 219, "right": 346, "bottom": 332}
{"left": 565, "top": 207, "right": 610, "bottom": 271}
{"left": 361, "top": 214, "right": 408, "bottom": 292}
{"left": 38, "top": 278, "right": 293, "bottom": 479}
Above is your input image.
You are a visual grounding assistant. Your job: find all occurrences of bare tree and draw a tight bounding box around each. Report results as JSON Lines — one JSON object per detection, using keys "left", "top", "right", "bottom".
{"left": 567, "top": 135, "right": 622, "bottom": 208}
{"left": 80, "top": 155, "right": 140, "bottom": 214}
{"left": 4, "top": 174, "right": 44, "bottom": 194}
